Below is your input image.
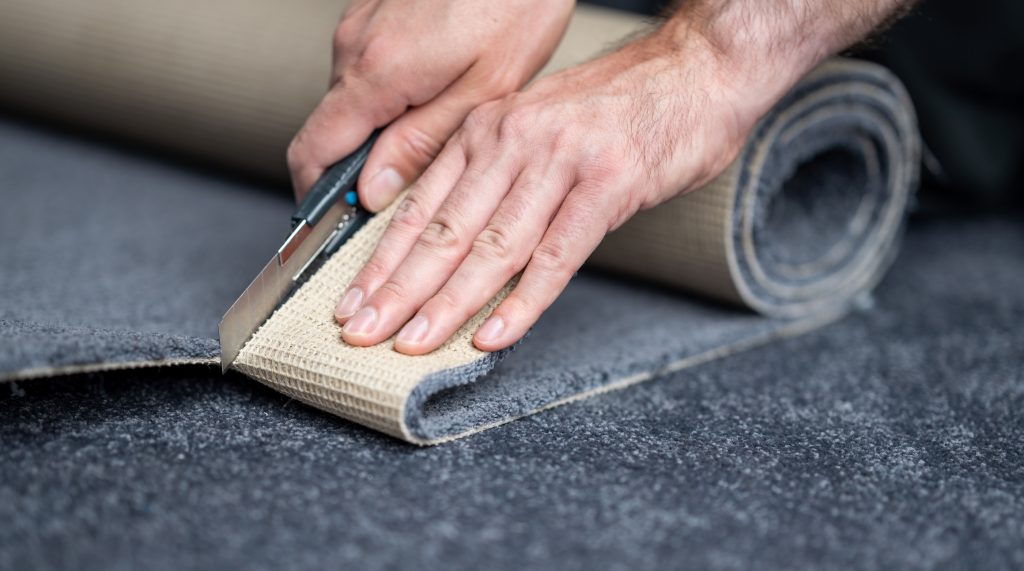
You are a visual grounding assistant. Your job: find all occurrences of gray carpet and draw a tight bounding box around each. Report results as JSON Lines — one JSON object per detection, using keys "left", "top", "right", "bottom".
{"left": 2, "top": 123, "right": 1023, "bottom": 569}
{"left": 0, "top": 115, "right": 808, "bottom": 443}
{"left": 0, "top": 59, "right": 921, "bottom": 446}
{"left": 0, "top": 119, "right": 287, "bottom": 374}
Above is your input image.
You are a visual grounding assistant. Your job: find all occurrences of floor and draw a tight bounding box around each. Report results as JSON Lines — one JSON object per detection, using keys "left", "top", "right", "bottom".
{"left": 3, "top": 211, "right": 1022, "bottom": 570}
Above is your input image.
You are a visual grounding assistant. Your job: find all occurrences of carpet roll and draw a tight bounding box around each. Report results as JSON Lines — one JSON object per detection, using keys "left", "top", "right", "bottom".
{"left": 230, "top": 61, "right": 919, "bottom": 444}
{"left": 0, "top": 0, "right": 646, "bottom": 181}
{"left": 590, "top": 59, "right": 920, "bottom": 317}
{"left": 0, "top": 0, "right": 916, "bottom": 319}
{"left": 0, "top": 0, "right": 919, "bottom": 443}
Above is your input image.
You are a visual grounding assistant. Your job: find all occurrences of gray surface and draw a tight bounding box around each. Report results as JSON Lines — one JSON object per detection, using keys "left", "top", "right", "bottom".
{"left": 2, "top": 213, "right": 1023, "bottom": 570}
{"left": 0, "top": 118, "right": 288, "bottom": 373}
{"left": 1, "top": 115, "right": 1021, "bottom": 568}
{"left": 1, "top": 65, "right": 918, "bottom": 441}
{"left": 409, "top": 272, "right": 787, "bottom": 441}
{"left": 0, "top": 116, "right": 797, "bottom": 444}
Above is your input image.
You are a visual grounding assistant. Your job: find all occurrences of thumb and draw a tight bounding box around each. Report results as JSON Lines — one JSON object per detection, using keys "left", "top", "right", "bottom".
{"left": 288, "top": 80, "right": 405, "bottom": 201}
{"left": 357, "top": 75, "right": 499, "bottom": 212}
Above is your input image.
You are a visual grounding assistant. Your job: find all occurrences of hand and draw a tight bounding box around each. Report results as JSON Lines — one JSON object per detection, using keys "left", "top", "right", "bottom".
{"left": 287, "top": 0, "right": 574, "bottom": 211}
{"left": 331, "top": 0, "right": 915, "bottom": 355}
{"left": 334, "top": 28, "right": 782, "bottom": 354}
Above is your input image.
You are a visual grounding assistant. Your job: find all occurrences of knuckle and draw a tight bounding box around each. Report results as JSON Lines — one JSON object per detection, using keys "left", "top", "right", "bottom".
{"left": 376, "top": 280, "right": 407, "bottom": 303}
{"left": 429, "top": 287, "right": 478, "bottom": 324}
{"left": 531, "top": 240, "right": 571, "bottom": 274}
{"left": 358, "top": 256, "right": 390, "bottom": 283}
{"left": 333, "top": 17, "right": 359, "bottom": 50}
{"left": 462, "top": 106, "right": 493, "bottom": 134}
{"left": 350, "top": 35, "right": 391, "bottom": 81}
{"left": 549, "top": 127, "right": 578, "bottom": 157}
{"left": 585, "top": 147, "right": 629, "bottom": 180}
{"left": 398, "top": 126, "right": 443, "bottom": 164}
{"left": 496, "top": 108, "right": 531, "bottom": 142}
{"left": 473, "top": 225, "right": 520, "bottom": 269}
{"left": 418, "top": 217, "right": 464, "bottom": 255}
{"left": 499, "top": 294, "right": 534, "bottom": 321}
{"left": 431, "top": 288, "right": 462, "bottom": 313}
{"left": 389, "top": 193, "right": 430, "bottom": 233}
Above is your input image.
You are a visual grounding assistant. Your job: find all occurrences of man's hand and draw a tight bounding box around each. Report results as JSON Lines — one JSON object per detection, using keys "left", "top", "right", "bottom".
{"left": 287, "top": 0, "right": 573, "bottom": 211}
{"left": 334, "top": 27, "right": 762, "bottom": 354}
{"left": 331, "top": 0, "right": 915, "bottom": 354}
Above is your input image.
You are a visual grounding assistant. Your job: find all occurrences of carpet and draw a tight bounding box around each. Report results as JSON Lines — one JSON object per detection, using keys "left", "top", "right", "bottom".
{"left": 0, "top": 58, "right": 920, "bottom": 444}
{"left": 2, "top": 211, "right": 1021, "bottom": 570}
{"left": 0, "top": 119, "right": 285, "bottom": 376}
{"left": 0, "top": 0, "right": 921, "bottom": 443}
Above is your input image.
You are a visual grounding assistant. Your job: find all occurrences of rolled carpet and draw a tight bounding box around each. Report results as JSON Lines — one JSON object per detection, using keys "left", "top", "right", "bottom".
{"left": 591, "top": 60, "right": 919, "bottom": 318}
{"left": 233, "top": 60, "right": 919, "bottom": 443}
{"left": 0, "top": 1, "right": 919, "bottom": 443}
{"left": 0, "top": 0, "right": 649, "bottom": 182}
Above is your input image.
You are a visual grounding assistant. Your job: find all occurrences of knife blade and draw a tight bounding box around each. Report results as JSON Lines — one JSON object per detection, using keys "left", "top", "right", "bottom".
{"left": 218, "top": 131, "right": 381, "bottom": 372}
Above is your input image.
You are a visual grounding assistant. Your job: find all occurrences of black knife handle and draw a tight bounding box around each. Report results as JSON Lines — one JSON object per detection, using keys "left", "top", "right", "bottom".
{"left": 291, "top": 129, "right": 383, "bottom": 227}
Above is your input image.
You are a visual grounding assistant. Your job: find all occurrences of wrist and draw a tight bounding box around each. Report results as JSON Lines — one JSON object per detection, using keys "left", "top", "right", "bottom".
{"left": 654, "top": 8, "right": 824, "bottom": 121}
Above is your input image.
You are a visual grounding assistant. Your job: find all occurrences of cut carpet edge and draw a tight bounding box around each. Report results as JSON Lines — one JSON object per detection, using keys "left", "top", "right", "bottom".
{"left": 0, "top": 307, "right": 847, "bottom": 446}
{"left": 0, "top": 357, "right": 219, "bottom": 383}
{"left": 402, "top": 306, "right": 849, "bottom": 446}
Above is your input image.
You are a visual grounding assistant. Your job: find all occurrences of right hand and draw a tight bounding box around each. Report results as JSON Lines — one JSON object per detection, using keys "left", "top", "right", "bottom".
{"left": 287, "top": 0, "right": 575, "bottom": 211}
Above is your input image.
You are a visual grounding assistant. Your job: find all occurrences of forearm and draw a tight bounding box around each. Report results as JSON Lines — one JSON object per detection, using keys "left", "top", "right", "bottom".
{"left": 602, "top": 0, "right": 917, "bottom": 184}
{"left": 667, "top": 0, "right": 914, "bottom": 62}
{"left": 650, "top": 0, "right": 915, "bottom": 128}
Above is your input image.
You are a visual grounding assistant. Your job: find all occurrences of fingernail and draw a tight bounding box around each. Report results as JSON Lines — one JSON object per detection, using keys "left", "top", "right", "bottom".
{"left": 343, "top": 306, "right": 378, "bottom": 336}
{"left": 335, "top": 287, "right": 363, "bottom": 319}
{"left": 475, "top": 316, "right": 505, "bottom": 344}
{"left": 396, "top": 315, "right": 429, "bottom": 346}
{"left": 365, "top": 167, "right": 405, "bottom": 210}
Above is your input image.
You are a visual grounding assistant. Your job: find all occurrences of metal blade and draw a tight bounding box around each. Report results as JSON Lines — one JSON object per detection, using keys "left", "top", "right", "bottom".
{"left": 218, "top": 201, "right": 354, "bottom": 372}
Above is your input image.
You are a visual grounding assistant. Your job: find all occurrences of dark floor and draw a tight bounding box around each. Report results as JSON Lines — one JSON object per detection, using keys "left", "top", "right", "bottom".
{"left": 2, "top": 213, "right": 1022, "bottom": 571}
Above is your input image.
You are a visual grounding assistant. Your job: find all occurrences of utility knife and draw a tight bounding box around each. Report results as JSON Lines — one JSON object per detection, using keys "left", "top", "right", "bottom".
{"left": 218, "top": 131, "right": 381, "bottom": 372}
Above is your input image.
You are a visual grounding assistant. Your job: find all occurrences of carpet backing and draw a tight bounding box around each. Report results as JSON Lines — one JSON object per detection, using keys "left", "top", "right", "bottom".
{"left": 0, "top": 0, "right": 648, "bottom": 182}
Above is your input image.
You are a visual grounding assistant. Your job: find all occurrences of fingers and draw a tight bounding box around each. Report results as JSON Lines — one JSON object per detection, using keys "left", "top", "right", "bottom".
{"left": 357, "top": 67, "right": 506, "bottom": 212}
{"left": 335, "top": 142, "right": 468, "bottom": 322}
{"left": 473, "top": 185, "right": 612, "bottom": 352}
{"left": 287, "top": 78, "right": 404, "bottom": 200}
{"left": 392, "top": 163, "right": 573, "bottom": 355}
{"left": 340, "top": 149, "right": 519, "bottom": 347}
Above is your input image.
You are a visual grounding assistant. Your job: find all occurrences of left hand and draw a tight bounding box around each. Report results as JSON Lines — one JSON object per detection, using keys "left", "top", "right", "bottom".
{"left": 335, "top": 27, "right": 783, "bottom": 354}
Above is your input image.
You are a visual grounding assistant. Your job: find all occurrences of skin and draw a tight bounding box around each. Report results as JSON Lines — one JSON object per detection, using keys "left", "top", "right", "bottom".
{"left": 287, "top": 0, "right": 575, "bottom": 209}
{"left": 288, "top": 0, "right": 914, "bottom": 355}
